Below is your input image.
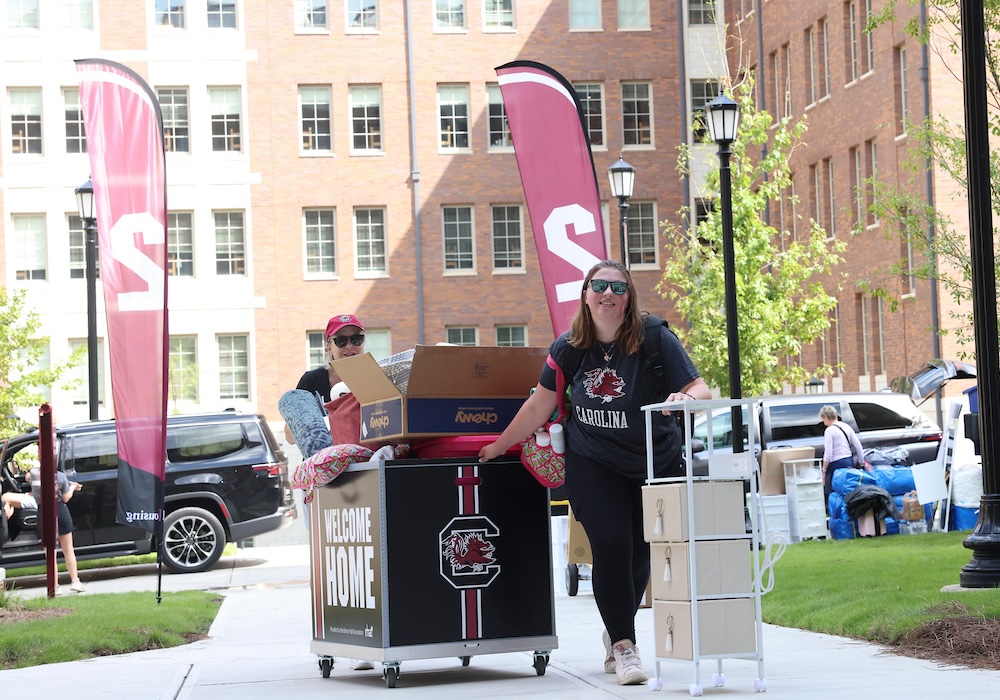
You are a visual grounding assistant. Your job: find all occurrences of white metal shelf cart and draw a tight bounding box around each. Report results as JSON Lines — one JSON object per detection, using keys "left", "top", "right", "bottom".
{"left": 641, "top": 397, "right": 767, "bottom": 696}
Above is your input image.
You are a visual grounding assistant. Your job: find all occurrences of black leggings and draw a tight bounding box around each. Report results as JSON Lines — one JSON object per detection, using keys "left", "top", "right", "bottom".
{"left": 565, "top": 447, "right": 648, "bottom": 646}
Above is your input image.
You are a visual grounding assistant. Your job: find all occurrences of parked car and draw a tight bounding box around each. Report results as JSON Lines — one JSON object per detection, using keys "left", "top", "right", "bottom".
{"left": 690, "top": 392, "right": 944, "bottom": 471}
{"left": 0, "top": 411, "right": 296, "bottom": 573}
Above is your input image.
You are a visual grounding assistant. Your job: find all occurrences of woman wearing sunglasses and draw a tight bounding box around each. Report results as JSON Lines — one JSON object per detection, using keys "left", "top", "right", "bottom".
{"left": 284, "top": 313, "right": 366, "bottom": 445}
{"left": 479, "top": 259, "right": 710, "bottom": 686}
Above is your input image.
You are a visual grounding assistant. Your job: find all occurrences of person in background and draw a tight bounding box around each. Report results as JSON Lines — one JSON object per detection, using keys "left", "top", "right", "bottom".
{"left": 478, "top": 260, "right": 711, "bottom": 686}
{"left": 820, "top": 404, "right": 866, "bottom": 502}
{"left": 284, "top": 313, "right": 366, "bottom": 445}
{"left": 29, "top": 466, "right": 87, "bottom": 593}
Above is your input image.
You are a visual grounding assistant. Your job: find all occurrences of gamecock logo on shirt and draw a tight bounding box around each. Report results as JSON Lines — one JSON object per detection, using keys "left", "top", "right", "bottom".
{"left": 583, "top": 367, "right": 625, "bottom": 404}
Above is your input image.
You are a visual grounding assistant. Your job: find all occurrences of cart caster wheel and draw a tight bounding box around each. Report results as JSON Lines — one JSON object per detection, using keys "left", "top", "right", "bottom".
{"left": 712, "top": 672, "right": 725, "bottom": 687}
{"left": 649, "top": 677, "right": 664, "bottom": 691}
{"left": 754, "top": 678, "right": 768, "bottom": 692}
{"left": 533, "top": 653, "right": 549, "bottom": 676}
{"left": 689, "top": 682, "right": 703, "bottom": 697}
{"left": 319, "top": 657, "right": 332, "bottom": 678}
{"left": 384, "top": 667, "right": 398, "bottom": 688}
{"left": 460, "top": 656, "right": 471, "bottom": 667}
{"left": 566, "top": 563, "right": 579, "bottom": 596}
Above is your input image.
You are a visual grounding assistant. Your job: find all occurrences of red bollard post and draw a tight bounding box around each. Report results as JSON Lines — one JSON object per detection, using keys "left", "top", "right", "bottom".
{"left": 38, "top": 404, "right": 57, "bottom": 598}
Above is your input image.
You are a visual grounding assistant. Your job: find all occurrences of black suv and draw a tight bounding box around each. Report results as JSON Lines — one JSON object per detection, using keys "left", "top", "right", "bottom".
{"left": 0, "top": 411, "right": 296, "bottom": 573}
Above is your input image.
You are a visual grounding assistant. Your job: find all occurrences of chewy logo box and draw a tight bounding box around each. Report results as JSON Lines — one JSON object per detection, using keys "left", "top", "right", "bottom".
{"left": 335, "top": 345, "right": 548, "bottom": 443}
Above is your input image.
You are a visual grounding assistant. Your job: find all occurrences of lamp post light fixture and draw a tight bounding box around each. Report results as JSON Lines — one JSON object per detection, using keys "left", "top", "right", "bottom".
{"left": 608, "top": 154, "right": 636, "bottom": 267}
{"left": 707, "top": 93, "right": 743, "bottom": 452}
{"left": 75, "top": 177, "right": 100, "bottom": 422}
{"left": 805, "top": 377, "right": 826, "bottom": 394}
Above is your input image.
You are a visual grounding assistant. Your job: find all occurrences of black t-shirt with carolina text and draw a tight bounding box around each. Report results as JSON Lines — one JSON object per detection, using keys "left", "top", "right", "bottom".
{"left": 540, "top": 327, "right": 700, "bottom": 479}
{"left": 295, "top": 366, "right": 332, "bottom": 404}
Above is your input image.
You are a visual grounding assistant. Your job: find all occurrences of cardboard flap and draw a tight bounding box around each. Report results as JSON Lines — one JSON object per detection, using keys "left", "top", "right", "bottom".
{"left": 406, "top": 345, "right": 547, "bottom": 398}
{"left": 334, "top": 353, "right": 399, "bottom": 403}
{"left": 760, "top": 447, "right": 815, "bottom": 495}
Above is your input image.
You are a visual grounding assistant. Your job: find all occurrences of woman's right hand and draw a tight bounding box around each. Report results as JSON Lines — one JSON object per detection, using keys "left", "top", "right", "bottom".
{"left": 478, "top": 441, "right": 506, "bottom": 463}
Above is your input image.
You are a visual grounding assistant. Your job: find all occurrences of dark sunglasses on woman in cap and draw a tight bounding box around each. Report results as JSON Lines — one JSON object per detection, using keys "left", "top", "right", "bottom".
{"left": 587, "top": 279, "right": 629, "bottom": 295}
{"left": 332, "top": 334, "right": 365, "bottom": 348}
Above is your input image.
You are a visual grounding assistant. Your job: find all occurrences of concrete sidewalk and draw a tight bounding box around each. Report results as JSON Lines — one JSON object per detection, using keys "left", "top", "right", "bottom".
{"left": 5, "top": 544, "right": 1000, "bottom": 699}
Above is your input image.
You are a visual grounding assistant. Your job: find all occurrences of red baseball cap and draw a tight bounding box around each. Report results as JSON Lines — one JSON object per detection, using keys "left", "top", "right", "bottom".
{"left": 325, "top": 313, "right": 365, "bottom": 338}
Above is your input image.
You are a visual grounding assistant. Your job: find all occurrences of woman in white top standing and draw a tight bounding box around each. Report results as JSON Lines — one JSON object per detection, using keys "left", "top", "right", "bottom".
{"left": 819, "top": 404, "right": 866, "bottom": 503}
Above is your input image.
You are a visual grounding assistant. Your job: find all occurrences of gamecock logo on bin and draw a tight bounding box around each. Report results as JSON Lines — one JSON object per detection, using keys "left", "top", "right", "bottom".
{"left": 439, "top": 515, "right": 500, "bottom": 589}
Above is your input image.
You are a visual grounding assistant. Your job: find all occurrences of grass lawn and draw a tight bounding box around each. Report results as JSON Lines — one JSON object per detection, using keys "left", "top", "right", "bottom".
{"left": 0, "top": 588, "right": 222, "bottom": 669}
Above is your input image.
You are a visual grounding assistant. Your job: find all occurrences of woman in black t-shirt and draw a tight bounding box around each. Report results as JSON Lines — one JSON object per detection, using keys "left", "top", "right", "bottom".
{"left": 479, "top": 260, "right": 710, "bottom": 686}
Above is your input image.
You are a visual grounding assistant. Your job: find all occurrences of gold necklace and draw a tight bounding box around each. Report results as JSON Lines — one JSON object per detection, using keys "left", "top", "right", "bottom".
{"left": 598, "top": 340, "right": 616, "bottom": 362}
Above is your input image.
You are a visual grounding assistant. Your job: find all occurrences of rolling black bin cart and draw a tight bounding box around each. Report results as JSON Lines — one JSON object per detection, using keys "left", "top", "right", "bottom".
{"left": 308, "top": 454, "right": 558, "bottom": 688}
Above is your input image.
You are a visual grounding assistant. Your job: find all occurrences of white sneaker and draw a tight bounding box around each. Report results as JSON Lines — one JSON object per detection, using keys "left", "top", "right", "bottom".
{"left": 613, "top": 640, "right": 648, "bottom": 686}
{"left": 70, "top": 581, "right": 87, "bottom": 593}
{"left": 602, "top": 630, "right": 615, "bottom": 673}
{"left": 351, "top": 659, "right": 374, "bottom": 670}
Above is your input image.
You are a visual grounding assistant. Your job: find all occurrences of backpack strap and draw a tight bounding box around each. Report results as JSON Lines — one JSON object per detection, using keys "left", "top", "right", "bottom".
{"left": 642, "top": 315, "right": 671, "bottom": 400}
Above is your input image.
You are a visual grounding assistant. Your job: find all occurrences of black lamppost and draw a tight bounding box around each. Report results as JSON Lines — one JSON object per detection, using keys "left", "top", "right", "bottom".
{"left": 707, "top": 94, "right": 743, "bottom": 451}
{"left": 608, "top": 154, "right": 635, "bottom": 267}
{"left": 75, "top": 177, "right": 99, "bottom": 422}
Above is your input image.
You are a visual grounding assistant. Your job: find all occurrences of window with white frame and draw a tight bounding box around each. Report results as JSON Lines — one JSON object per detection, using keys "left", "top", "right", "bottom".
{"left": 169, "top": 336, "right": 199, "bottom": 402}
{"left": 158, "top": 88, "right": 190, "bottom": 153}
{"left": 574, "top": 83, "right": 605, "bottom": 147}
{"left": 812, "top": 164, "right": 822, "bottom": 224}
{"left": 783, "top": 43, "right": 792, "bottom": 117}
{"left": 9, "top": 88, "right": 42, "bottom": 155}
{"left": 63, "top": 88, "right": 87, "bottom": 154}
{"left": 694, "top": 198, "right": 713, "bottom": 228}
{"left": 847, "top": 1, "right": 859, "bottom": 83}
{"left": 218, "top": 334, "right": 249, "bottom": 400}
{"left": 305, "top": 208, "right": 336, "bottom": 275}
{"left": 168, "top": 212, "right": 194, "bottom": 276}
{"left": 806, "top": 26, "right": 817, "bottom": 105}
{"left": 364, "top": 329, "right": 391, "bottom": 360}
{"left": 68, "top": 214, "right": 101, "bottom": 280}
{"left": 8, "top": 0, "right": 39, "bottom": 28}
{"left": 851, "top": 146, "right": 863, "bottom": 226}
{"left": 875, "top": 297, "right": 886, "bottom": 375}
{"left": 897, "top": 46, "right": 908, "bottom": 135}
{"left": 865, "top": 0, "right": 874, "bottom": 74}
{"left": 900, "top": 210, "right": 916, "bottom": 296}
{"left": 826, "top": 157, "right": 836, "bottom": 237}
{"left": 156, "top": 0, "right": 185, "bottom": 27}
{"left": 618, "top": 0, "right": 649, "bottom": 29}
{"left": 569, "top": 0, "right": 600, "bottom": 29}
{"left": 347, "top": 0, "right": 378, "bottom": 30}
{"left": 496, "top": 326, "right": 526, "bottom": 346}
{"left": 214, "top": 211, "right": 246, "bottom": 275}
{"left": 300, "top": 86, "right": 332, "bottom": 152}
{"left": 628, "top": 201, "right": 656, "bottom": 267}
{"left": 821, "top": 18, "right": 831, "bottom": 97}
{"left": 435, "top": 0, "right": 465, "bottom": 30}
{"left": 207, "top": 0, "right": 237, "bottom": 28}
{"left": 830, "top": 304, "right": 841, "bottom": 373}
{"left": 61, "top": 0, "right": 93, "bottom": 29}
{"left": 209, "top": 87, "right": 242, "bottom": 152}
{"left": 13, "top": 214, "right": 46, "bottom": 281}
{"left": 866, "top": 139, "right": 877, "bottom": 226}
{"left": 690, "top": 79, "right": 719, "bottom": 141}
{"left": 350, "top": 85, "right": 382, "bottom": 152}
{"left": 447, "top": 327, "right": 478, "bottom": 346}
{"left": 438, "top": 84, "right": 470, "bottom": 150}
{"left": 491, "top": 205, "right": 523, "bottom": 270}
{"left": 443, "top": 206, "right": 475, "bottom": 271}
{"left": 857, "top": 294, "right": 870, "bottom": 376}
{"left": 355, "top": 207, "right": 387, "bottom": 273}
{"left": 689, "top": 0, "right": 715, "bottom": 25}
{"left": 70, "top": 338, "right": 105, "bottom": 405}
{"left": 487, "top": 84, "right": 512, "bottom": 149}
{"left": 307, "top": 331, "right": 326, "bottom": 368}
{"left": 484, "top": 0, "right": 513, "bottom": 29}
{"left": 295, "top": 0, "right": 327, "bottom": 29}
{"left": 621, "top": 82, "right": 652, "bottom": 146}
{"left": 25, "top": 342, "right": 51, "bottom": 401}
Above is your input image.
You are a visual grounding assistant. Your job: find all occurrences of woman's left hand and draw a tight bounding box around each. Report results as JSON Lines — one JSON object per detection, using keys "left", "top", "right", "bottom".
{"left": 661, "top": 391, "right": 694, "bottom": 415}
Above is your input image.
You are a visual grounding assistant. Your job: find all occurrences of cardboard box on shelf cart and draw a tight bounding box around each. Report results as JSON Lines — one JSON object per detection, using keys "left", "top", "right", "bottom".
{"left": 335, "top": 345, "right": 548, "bottom": 444}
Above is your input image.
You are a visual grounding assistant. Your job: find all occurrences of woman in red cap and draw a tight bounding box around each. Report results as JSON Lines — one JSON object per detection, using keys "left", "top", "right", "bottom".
{"left": 284, "top": 313, "right": 365, "bottom": 445}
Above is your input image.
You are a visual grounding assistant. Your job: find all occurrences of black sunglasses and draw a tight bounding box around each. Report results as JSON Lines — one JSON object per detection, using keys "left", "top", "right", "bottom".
{"left": 587, "top": 279, "right": 629, "bottom": 295}
{"left": 332, "top": 334, "right": 365, "bottom": 348}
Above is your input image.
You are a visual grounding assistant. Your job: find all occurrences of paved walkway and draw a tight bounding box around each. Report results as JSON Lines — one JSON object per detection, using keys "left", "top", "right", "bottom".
{"left": 5, "top": 545, "right": 1000, "bottom": 699}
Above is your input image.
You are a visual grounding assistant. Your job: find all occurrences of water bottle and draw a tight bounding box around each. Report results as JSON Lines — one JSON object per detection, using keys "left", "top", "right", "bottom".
{"left": 549, "top": 424, "right": 565, "bottom": 454}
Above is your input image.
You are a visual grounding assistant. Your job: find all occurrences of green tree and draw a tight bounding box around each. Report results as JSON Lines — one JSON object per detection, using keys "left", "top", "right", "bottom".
{"left": 860, "top": 0, "right": 1000, "bottom": 356}
{"left": 658, "top": 78, "right": 846, "bottom": 396}
{"left": 0, "top": 287, "right": 84, "bottom": 439}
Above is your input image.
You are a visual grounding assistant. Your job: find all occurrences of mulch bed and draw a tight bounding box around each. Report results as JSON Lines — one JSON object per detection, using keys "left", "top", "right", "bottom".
{"left": 890, "top": 616, "right": 1000, "bottom": 670}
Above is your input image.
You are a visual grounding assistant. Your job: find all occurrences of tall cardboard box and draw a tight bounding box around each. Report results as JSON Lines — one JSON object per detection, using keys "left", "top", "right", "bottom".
{"left": 335, "top": 345, "right": 547, "bottom": 444}
{"left": 759, "top": 447, "right": 815, "bottom": 496}
{"left": 641, "top": 481, "right": 745, "bottom": 542}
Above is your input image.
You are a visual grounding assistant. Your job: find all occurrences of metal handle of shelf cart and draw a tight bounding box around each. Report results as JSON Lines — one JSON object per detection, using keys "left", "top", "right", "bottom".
{"left": 641, "top": 396, "right": 768, "bottom": 694}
